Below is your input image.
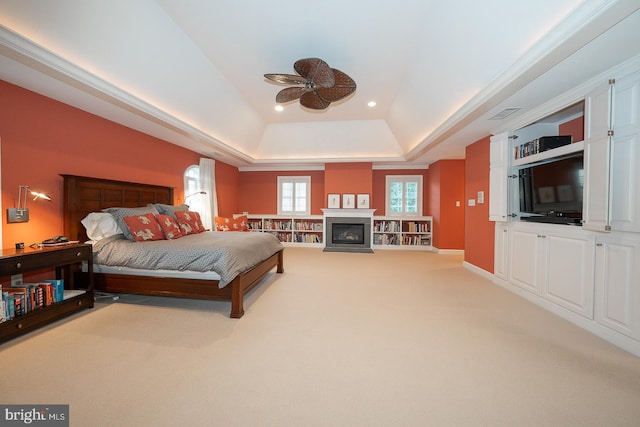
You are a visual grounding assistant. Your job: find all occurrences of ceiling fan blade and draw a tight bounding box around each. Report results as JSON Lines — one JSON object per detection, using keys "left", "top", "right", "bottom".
{"left": 264, "top": 73, "right": 307, "bottom": 86}
{"left": 294, "top": 58, "right": 334, "bottom": 88}
{"left": 316, "top": 69, "right": 357, "bottom": 102}
{"left": 300, "top": 91, "right": 331, "bottom": 110}
{"left": 276, "top": 87, "right": 306, "bottom": 103}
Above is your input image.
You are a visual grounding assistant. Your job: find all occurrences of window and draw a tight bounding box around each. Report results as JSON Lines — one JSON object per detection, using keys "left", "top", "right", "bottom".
{"left": 184, "top": 165, "right": 204, "bottom": 213}
{"left": 386, "top": 175, "right": 423, "bottom": 216}
{"left": 278, "top": 176, "right": 311, "bottom": 216}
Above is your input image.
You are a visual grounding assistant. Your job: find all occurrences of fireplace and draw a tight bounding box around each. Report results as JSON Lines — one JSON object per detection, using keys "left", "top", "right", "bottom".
{"left": 323, "top": 215, "right": 373, "bottom": 253}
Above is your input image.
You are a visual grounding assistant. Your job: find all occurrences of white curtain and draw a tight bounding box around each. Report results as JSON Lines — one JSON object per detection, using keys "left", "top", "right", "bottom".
{"left": 198, "top": 157, "right": 218, "bottom": 230}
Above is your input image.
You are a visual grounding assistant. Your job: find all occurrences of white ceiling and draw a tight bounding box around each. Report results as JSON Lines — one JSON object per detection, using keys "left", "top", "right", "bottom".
{"left": 1, "top": 0, "right": 639, "bottom": 169}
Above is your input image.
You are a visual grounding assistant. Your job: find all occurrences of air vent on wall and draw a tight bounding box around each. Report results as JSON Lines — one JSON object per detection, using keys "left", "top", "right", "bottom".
{"left": 489, "top": 108, "right": 522, "bottom": 120}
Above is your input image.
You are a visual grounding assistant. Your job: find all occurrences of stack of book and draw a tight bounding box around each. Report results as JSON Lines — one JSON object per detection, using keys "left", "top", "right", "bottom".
{"left": 0, "top": 279, "right": 64, "bottom": 322}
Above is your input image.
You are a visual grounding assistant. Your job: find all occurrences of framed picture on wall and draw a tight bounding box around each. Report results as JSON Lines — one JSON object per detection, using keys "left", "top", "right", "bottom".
{"left": 357, "top": 194, "right": 370, "bottom": 209}
{"left": 328, "top": 194, "right": 341, "bottom": 208}
{"left": 342, "top": 194, "right": 355, "bottom": 209}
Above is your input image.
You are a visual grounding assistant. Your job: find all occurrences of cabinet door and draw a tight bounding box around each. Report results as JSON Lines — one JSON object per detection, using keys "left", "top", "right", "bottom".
{"left": 583, "top": 80, "right": 614, "bottom": 232}
{"left": 610, "top": 71, "right": 640, "bottom": 232}
{"left": 542, "top": 233, "right": 594, "bottom": 318}
{"left": 489, "top": 132, "right": 509, "bottom": 222}
{"left": 508, "top": 229, "right": 541, "bottom": 294}
{"left": 494, "top": 224, "right": 509, "bottom": 279}
{"left": 594, "top": 234, "right": 640, "bottom": 340}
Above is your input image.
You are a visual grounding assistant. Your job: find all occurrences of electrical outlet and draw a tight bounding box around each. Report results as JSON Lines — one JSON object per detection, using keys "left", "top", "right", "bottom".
{"left": 11, "top": 274, "right": 23, "bottom": 286}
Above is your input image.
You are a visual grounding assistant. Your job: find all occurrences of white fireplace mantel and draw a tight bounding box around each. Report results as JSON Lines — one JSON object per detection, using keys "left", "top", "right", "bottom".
{"left": 321, "top": 208, "right": 376, "bottom": 218}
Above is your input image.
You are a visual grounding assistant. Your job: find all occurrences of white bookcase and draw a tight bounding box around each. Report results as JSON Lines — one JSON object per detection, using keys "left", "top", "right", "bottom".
{"left": 372, "top": 216, "right": 433, "bottom": 250}
{"left": 246, "top": 214, "right": 433, "bottom": 251}
{"left": 246, "top": 215, "right": 324, "bottom": 247}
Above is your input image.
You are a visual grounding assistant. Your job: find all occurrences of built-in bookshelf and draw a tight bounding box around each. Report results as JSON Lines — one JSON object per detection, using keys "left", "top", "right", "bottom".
{"left": 246, "top": 214, "right": 432, "bottom": 250}
{"left": 246, "top": 215, "right": 324, "bottom": 247}
{"left": 373, "top": 216, "right": 433, "bottom": 250}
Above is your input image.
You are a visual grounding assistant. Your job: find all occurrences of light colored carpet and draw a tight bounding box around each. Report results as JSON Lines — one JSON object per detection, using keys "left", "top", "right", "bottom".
{"left": 1, "top": 248, "right": 639, "bottom": 427}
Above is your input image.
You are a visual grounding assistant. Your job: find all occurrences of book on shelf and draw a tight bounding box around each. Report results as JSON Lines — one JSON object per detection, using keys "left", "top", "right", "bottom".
{"left": 43, "top": 279, "right": 65, "bottom": 303}
{"left": 1, "top": 279, "right": 67, "bottom": 321}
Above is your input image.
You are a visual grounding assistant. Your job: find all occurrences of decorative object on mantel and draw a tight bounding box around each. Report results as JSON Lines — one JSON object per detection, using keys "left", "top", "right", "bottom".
{"left": 328, "top": 193, "right": 340, "bottom": 209}
{"left": 7, "top": 185, "right": 52, "bottom": 223}
{"left": 342, "top": 194, "right": 355, "bottom": 209}
{"left": 357, "top": 194, "right": 370, "bottom": 209}
{"left": 264, "top": 58, "right": 356, "bottom": 110}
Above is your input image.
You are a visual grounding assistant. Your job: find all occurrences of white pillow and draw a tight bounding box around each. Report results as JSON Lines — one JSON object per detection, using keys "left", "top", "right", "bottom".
{"left": 81, "top": 212, "right": 123, "bottom": 241}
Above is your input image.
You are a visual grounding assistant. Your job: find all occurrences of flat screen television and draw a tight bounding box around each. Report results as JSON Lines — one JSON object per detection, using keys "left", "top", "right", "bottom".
{"left": 519, "top": 152, "right": 584, "bottom": 225}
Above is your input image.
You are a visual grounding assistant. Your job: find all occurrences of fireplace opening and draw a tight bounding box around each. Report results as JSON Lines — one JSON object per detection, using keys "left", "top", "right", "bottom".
{"left": 323, "top": 215, "right": 373, "bottom": 253}
{"left": 332, "top": 223, "right": 364, "bottom": 245}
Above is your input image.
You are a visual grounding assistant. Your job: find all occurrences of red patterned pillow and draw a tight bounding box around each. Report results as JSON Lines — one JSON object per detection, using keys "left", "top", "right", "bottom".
{"left": 156, "top": 214, "right": 183, "bottom": 239}
{"left": 175, "top": 211, "right": 205, "bottom": 235}
{"left": 214, "top": 215, "right": 248, "bottom": 232}
{"left": 123, "top": 213, "right": 164, "bottom": 241}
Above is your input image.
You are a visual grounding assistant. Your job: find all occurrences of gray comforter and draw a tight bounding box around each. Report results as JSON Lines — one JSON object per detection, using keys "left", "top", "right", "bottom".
{"left": 92, "top": 231, "right": 284, "bottom": 287}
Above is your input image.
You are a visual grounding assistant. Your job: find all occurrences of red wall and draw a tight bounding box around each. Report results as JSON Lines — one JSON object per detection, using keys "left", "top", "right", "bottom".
{"left": 324, "top": 162, "right": 372, "bottom": 207}
{"left": 1, "top": 80, "right": 500, "bottom": 273}
{"left": 559, "top": 116, "right": 585, "bottom": 143}
{"left": 0, "top": 80, "right": 239, "bottom": 248}
{"left": 426, "top": 160, "right": 465, "bottom": 249}
{"left": 215, "top": 161, "right": 241, "bottom": 217}
{"left": 464, "top": 136, "right": 494, "bottom": 272}
{"left": 238, "top": 170, "right": 325, "bottom": 215}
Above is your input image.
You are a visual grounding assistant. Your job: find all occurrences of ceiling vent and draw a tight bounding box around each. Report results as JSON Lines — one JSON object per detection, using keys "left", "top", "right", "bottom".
{"left": 489, "top": 108, "right": 522, "bottom": 120}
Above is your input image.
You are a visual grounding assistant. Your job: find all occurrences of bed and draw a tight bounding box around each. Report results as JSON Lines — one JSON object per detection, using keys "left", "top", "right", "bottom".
{"left": 62, "top": 174, "right": 284, "bottom": 318}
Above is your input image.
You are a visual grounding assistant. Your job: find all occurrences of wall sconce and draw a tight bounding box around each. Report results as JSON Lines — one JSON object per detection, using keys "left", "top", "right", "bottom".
{"left": 7, "top": 185, "right": 52, "bottom": 223}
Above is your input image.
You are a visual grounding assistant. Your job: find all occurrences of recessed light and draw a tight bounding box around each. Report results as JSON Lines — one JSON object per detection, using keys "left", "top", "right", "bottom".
{"left": 275, "top": 105, "right": 284, "bottom": 112}
{"left": 368, "top": 101, "right": 377, "bottom": 107}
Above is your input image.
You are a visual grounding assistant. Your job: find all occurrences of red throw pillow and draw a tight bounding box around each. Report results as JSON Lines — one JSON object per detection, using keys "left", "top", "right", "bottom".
{"left": 176, "top": 211, "right": 205, "bottom": 235}
{"left": 156, "top": 214, "right": 183, "bottom": 239}
{"left": 123, "top": 213, "right": 164, "bottom": 241}
{"left": 214, "top": 215, "right": 248, "bottom": 232}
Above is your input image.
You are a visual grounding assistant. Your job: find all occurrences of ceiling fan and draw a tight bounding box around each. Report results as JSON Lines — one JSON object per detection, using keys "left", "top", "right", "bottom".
{"left": 264, "top": 58, "right": 356, "bottom": 110}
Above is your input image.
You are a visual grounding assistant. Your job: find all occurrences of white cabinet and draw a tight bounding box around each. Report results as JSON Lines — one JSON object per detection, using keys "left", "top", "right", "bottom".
{"left": 508, "top": 228, "right": 542, "bottom": 294}
{"left": 508, "top": 224, "right": 594, "bottom": 318}
{"left": 541, "top": 231, "right": 594, "bottom": 318}
{"left": 610, "top": 71, "right": 640, "bottom": 232}
{"left": 583, "top": 71, "right": 640, "bottom": 232}
{"left": 494, "top": 223, "right": 509, "bottom": 280}
{"left": 594, "top": 233, "right": 640, "bottom": 340}
{"left": 489, "top": 132, "right": 509, "bottom": 222}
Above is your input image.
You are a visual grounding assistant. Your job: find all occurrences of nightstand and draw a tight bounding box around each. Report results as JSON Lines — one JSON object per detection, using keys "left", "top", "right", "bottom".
{"left": 0, "top": 243, "right": 94, "bottom": 343}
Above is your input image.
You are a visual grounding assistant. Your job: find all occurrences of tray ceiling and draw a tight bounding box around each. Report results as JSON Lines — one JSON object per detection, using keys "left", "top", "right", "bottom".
{"left": 1, "top": 0, "right": 639, "bottom": 168}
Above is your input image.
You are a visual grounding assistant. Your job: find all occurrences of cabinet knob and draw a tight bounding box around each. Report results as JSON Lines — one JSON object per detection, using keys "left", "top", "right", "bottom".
{"left": 596, "top": 243, "right": 603, "bottom": 247}
{"left": 76, "top": 251, "right": 82, "bottom": 257}
{"left": 15, "top": 262, "right": 21, "bottom": 269}
{"left": 17, "top": 323, "right": 23, "bottom": 329}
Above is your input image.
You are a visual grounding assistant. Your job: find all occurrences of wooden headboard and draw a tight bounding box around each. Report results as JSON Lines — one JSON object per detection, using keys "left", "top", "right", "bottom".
{"left": 62, "top": 175, "right": 174, "bottom": 242}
